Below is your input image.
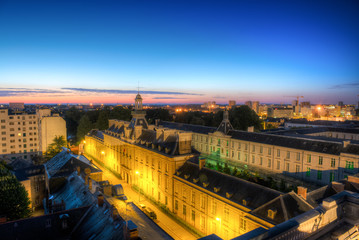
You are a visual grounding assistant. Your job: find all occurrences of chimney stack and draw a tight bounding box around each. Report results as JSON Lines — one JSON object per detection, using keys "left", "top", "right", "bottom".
{"left": 297, "top": 186, "right": 307, "bottom": 200}
{"left": 97, "top": 194, "right": 104, "bottom": 207}
{"left": 247, "top": 126, "right": 254, "bottom": 132}
{"left": 199, "top": 158, "right": 206, "bottom": 170}
{"left": 343, "top": 140, "right": 350, "bottom": 148}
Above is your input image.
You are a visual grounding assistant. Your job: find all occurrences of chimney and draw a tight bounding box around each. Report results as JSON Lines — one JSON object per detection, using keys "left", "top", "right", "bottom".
{"left": 97, "top": 194, "right": 104, "bottom": 207}
{"left": 199, "top": 158, "right": 206, "bottom": 170}
{"left": 89, "top": 178, "right": 93, "bottom": 190}
{"left": 343, "top": 140, "right": 350, "bottom": 148}
{"left": 76, "top": 166, "right": 81, "bottom": 176}
{"left": 297, "top": 186, "right": 307, "bottom": 200}
{"left": 331, "top": 182, "right": 344, "bottom": 192}
{"left": 247, "top": 126, "right": 254, "bottom": 132}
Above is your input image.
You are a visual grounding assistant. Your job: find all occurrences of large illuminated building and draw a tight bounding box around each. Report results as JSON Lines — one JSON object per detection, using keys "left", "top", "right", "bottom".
{"left": 84, "top": 93, "right": 333, "bottom": 239}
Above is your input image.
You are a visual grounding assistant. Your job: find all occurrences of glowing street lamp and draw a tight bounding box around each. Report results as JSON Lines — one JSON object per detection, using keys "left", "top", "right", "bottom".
{"left": 101, "top": 151, "right": 105, "bottom": 155}
{"left": 216, "top": 217, "right": 222, "bottom": 236}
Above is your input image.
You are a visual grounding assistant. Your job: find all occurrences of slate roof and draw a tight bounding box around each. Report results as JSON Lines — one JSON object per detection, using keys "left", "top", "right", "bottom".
{"left": 159, "top": 121, "right": 217, "bottom": 134}
{"left": 228, "top": 130, "right": 350, "bottom": 156}
{"left": 175, "top": 160, "right": 282, "bottom": 210}
{"left": 88, "top": 129, "right": 104, "bottom": 140}
{"left": 0, "top": 206, "right": 90, "bottom": 240}
{"left": 250, "top": 192, "right": 313, "bottom": 225}
{"left": 44, "top": 149, "right": 101, "bottom": 179}
{"left": 306, "top": 179, "right": 359, "bottom": 207}
{"left": 50, "top": 173, "right": 96, "bottom": 210}
{"left": 135, "top": 129, "right": 181, "bottom": 156}
{"left": 13, "top": 165, "right": 45, "bottom": 181}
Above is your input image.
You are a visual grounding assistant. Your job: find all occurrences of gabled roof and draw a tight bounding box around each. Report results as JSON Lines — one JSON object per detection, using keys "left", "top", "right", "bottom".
{"left": 228, "top": 130, "right": 346, "bottom": 155}
{"left": 251, "top": 192, "right": 313, "bottom": 225}
{"left": 44, "top": 149, "right": 101, "bottom": 179}
{"left": 175, "top": 161, "right": 282, "bottom": 210}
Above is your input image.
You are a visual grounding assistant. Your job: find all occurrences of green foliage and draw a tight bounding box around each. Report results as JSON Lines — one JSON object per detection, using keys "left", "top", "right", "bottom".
{"left": 216, "top": 162, "right": 223, "bottom": 172}
{"left": 223, "top": 163, "right": 231, "bottom": 174}
{"left": 46, "top": 136, "right": 67, "bottom": 158}
{"left": 64, "top": 107, "right": 84, "bottom": 141}
{"left": 232, "top": 167, "right": 238, "bottom": 176}
{"left": 146, "top": 109, "right": 172, "bottom": 124}
{"left": 77, "top": 115, "right": 93, "bottom": 142}
{"left": 95, "top": 111, "right": 109, "bottom": 130}
{"left": 0, "top": 163, "right": 31, "bottom": 221}
{"left": 109, "top": 106, "right": 132, "bottom": 121}
{"left": 228, "top": 106, "right": 261, "bottom": 131}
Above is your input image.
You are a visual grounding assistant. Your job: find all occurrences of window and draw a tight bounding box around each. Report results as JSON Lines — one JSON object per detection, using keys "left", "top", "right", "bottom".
{"left": 260, "top": 157, "right": 263, "bottom": 165}
{"left": 329, "top": 172, "right": 335, "bottom": 182}
{"left": 318, "top": 156, "right": 323, "bottom": 165}
{"left": 244, "top": 154, "right": 247, "bottom": 162}
{"left": 260, "top": 146, "right": 263, "bottom": 153}
{"left": 331, "top": 158, "right": 336, "bottom": 168}
{"left": 165, "top": 196, "right": 168, "bottom": 205}
{"left": 158, "top": 161, "right": 161, "bottom": 170}
{"left": 252, "top": 155, "right": 255, "bottom": 163}
{"left": 238, "top": 152, "right": 241, "bottom": 160}
{"left": 241, "top": 218, "right": 247, "bottom": 231}
{"left": 191, "top": 210, "right": 195, "bottom": 222}
{"left": 276, "top": 161, "right": 280, "bottom": 170}
{"left": 277, "top": 149, "right": 280, "bottom": 157}
{"left": 191, "top": 191, "right": 195, "bottom": 204}
{"left": 307, "top": 154, "right": 311, "bottom": 163}
{"left": 306, "top": 167, "right": 311, "bottom": 177}
{"left": 201, "top": 195, "right": 205, "bottom": 209}
{"left": 286, "top": 151, "right": 290, "bottom": 159}
{"left": 267, "top": 159, "right": 271, "bottom": 168}
{"left": 268, "top": 148, "right": 271, "bottom": 155}
{"left": 346, "top": 161, "right": 354, "bottom": 170}
{"left": 226, "top": 140, "right": 229, "bottom": 146}
{"left": 296, "top": 153, "right": 300, "bottom": 161}
{"left": 158, "top": 192, "right": 161, "bottom": 201}
{"left": 317, "top": 170, "right": 322, "bottom": 180}
{"left": 252, "top": 145, "right": 255, "bottom": 152}
{"left": 245, "top": 144, "right": 248, "bottom": 150}
{"left": 224, "top": 207, "right": 229, "bottom": 222}
{"left": 175, "top": 200, "right": 178, "bottom": 210}
{"left": 212, "top": 201, "right": 217, "bottom": 215}
{"left": 296, "top": 165, "right": 300, "bottom": 174}
{"left": 183, "top": 205, "right": 187, "bottom": 216}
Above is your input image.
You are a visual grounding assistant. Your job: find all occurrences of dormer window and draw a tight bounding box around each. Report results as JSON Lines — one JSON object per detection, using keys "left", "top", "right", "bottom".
{"left": 268, "top": 208, "right": 277, "bottom": 219}
{"left": 214, "top": 187, "right": 221, "bottom": 193}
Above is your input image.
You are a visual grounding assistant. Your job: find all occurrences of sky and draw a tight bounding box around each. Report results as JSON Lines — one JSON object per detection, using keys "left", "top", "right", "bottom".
{"left": 0, "top": 0, "right": 358, "bottom": 105}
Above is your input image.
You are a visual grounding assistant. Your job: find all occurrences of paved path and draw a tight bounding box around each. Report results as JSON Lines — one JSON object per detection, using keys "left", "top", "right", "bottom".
{"left": 93, "top": 159, "right": 198, "bottom": 240}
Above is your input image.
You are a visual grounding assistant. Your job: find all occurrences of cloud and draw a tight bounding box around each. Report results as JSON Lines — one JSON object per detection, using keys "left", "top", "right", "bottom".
{"left": 0, "top": 88, "right": 64, "bottom": 97}
{"left": 329, "top": 82, "right": 359, "bottom": 89}
{"left": 152, "top": 97, "right": 186, "bottom": 99}
{"left": 62, "top": 88, "right": 202, "bottom": 96}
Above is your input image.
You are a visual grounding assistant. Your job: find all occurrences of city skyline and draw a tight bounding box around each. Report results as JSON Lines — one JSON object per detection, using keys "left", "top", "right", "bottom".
{"left": 1, "top": 0, "right": 359, "bottom": 104}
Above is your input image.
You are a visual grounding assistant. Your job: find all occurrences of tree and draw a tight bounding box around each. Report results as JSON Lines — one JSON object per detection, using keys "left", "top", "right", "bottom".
{"left": 146, "top": 109, "right": 172, "bottom": 124}
{"left": 228, "top": 106, "right": 261, "bottom": 131}
{"left": 77, "top": 114, "right": 93, "bottom": 142}
{"left": 46, "top": 136, "right": 67, "bottom": 158}
{"left": 0, "top": 163, "right": 31, "bottom": 221}
{"left": 95, "top": 111, "right": 109, "bottom": 130}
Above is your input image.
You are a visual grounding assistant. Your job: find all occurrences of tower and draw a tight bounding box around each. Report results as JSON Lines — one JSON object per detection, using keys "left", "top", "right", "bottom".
{"left": 217, "top": 110, "right": 234, "bottom": 135}
{"left": 129, "top": 92, "right": 148, "bottom": 129}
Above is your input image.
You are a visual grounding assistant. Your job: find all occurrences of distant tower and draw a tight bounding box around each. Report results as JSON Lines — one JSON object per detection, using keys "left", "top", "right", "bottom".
{"left": 135, "top": 93, "right": 143, "bottom": 111}
{"left": 130, "top": 92, "right": 148, "bottom": 129}
{"left": 338, "top": 101, "right": 344, "bottom": 107}
{"left": 252, "top": 101, "right": 259, "bottom": 114}
{"left": 229, "top": 100, "right": 236, "bottom": 108}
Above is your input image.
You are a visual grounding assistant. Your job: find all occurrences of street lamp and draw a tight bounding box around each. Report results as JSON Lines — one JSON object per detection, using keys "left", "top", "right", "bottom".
{"left": 216, "top": 217, "right": 222, "bottom": 236}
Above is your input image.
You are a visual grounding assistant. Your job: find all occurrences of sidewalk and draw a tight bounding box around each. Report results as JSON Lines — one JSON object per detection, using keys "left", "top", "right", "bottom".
{"left": 95, "top": 162, "right": 197, "bottom": 240}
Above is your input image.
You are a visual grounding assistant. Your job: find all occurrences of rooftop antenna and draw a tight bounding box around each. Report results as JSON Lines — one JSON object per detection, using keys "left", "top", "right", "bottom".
{"left": 137, "top": 81, "right": 140, "bottom": 94}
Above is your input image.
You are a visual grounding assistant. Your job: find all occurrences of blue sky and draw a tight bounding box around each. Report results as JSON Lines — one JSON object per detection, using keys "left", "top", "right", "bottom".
{"left": 0, "top": 0, "right": 358, "bottom": 104}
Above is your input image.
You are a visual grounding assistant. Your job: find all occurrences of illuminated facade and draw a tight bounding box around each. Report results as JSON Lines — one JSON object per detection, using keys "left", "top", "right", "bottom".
{"left": 85, "top": 93, "right": 196, "bottom": 212}
{"left": 160, "top": 114, "right": 359, "bottom": 186}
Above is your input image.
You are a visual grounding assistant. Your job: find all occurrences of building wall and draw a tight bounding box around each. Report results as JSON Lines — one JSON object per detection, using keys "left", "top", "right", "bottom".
{"left": 0, "top": 109, "right": 39, "bottom": 160}
{"left": 191, "top": 132, "right": 359, "bottom": 185}
{"left": 173, "top": 176, "right": 274, "bottom": 239}
{"left": 39, "top": 116, "right": 67, "bottom": 153}
{"left": 84, "top": 130, "right": 193, "bottom": 212}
